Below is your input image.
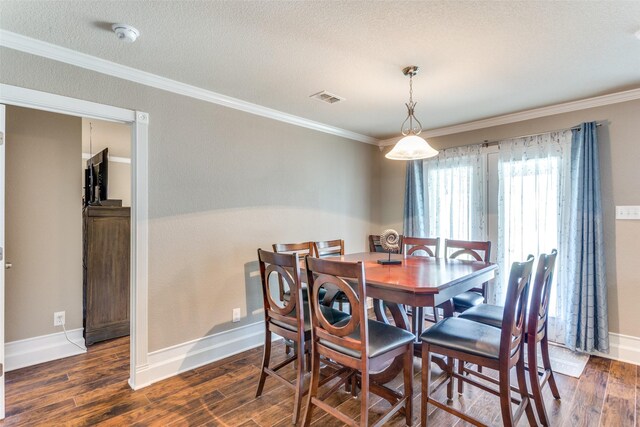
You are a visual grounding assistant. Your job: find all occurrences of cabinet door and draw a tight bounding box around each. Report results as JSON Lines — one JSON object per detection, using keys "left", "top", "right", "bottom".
{"left": 85, "top": 213, "right": 130, "bottom": 345}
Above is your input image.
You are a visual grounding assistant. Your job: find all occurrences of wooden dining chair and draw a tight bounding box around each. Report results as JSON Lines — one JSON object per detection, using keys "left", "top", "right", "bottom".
{"left": 403, "top": 237, "right": 442, "bottom": 325}
{"left": 272, "top": 242, "right": 314, "bottom": 300}
{"left": 313, "top": 239, "right": 351, "bottom": 313}
{"left": 256, "top": 249, "right": 350, "bottom": 424}
{"left": 420, "top": 255, "right": 537, "bottom": 427}
{"left": 458, "top": 250, "right": 560, "bottom": 426}
{"left": 272, "top": 242, "right": 317, "bottom": 356}
{"left": 302, "top": 256, "right": 415, "bottom": 427}
{"left": 369, "top": 234, "right": 404, "bottom": 254}
{"left": 313, "top": 239, "right": 345, "bottom": 258}
{"left": 444, "top": 239, "right": 492, "bottom": 313}
{"left": 403, "top": 236, "right": 440, "bottom": 258}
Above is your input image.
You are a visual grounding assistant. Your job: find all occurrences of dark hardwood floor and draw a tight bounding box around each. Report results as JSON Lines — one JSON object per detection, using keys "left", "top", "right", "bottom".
{"left": 1, "top": 336, "right": 637, "bottom": 426}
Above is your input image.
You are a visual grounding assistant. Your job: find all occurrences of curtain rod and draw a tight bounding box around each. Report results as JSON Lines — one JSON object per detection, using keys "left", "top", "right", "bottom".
{"left": 477, "top": 122, "right": 603, "bottom": 148}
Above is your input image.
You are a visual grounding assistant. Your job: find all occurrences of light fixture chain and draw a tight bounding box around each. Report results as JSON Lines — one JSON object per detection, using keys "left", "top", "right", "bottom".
{"left": 409, "top": 73, "right": 413, "bottom": 104}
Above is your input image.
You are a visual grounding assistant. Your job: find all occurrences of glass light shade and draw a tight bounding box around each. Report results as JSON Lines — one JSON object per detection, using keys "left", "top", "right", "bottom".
{"left": 385, "top": 134, "right": 439, "bottom": 160}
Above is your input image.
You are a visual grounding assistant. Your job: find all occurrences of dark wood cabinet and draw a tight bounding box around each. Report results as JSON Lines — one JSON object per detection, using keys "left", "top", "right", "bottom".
{"left": 83, "top": 206, "right": 130, "bottom": 345}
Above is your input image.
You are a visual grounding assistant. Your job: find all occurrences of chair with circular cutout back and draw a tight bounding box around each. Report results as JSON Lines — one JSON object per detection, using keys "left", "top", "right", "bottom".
{"left": 256, "top": 249, "right": 350, "bottom": 424}
{"left": 302, "top": 256, "right": 414, "bottom": 427}
{"left": 420, "top": 255, "right": 537, "bottom": 427}
{"left": 444, "top": 239, "right": 492, "bottom": 313}
{"left": 458, "top": 250, "right": 560, "bottom": 426}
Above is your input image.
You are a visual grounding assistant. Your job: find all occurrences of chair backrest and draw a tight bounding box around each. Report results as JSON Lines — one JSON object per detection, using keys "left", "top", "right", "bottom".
{"left": 403, "top": 236, "right": 440, "bottom": 258}
{"left": 499, "top": 255, "right": 534, "bottom": 364}
{"left": 313, "top": 239, "right": 345, "bottom": 258}
{"left": 257, "top": 249, "right": 304, "bottom": 338}
{"left": 271, "top": 242, "right": 314, "bottom": 299}
{"left": 444, "top": 239, "right": 491, "bottom": 262}
{"left": 272, "top": 241, "right": 314, "bottom": 256}
{"left": 369, "top": 234, "right": 404, "bottom": 254}
{"left": 527, "top": 250, "right": 558, "bottom": 342}
{"left": 305, "top": 256, "right": 366, "bottom": 361}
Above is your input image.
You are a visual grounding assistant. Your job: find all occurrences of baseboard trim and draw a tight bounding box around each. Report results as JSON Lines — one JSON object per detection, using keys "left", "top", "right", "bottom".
{"left": 5, "top": 328, "right": 86, "bottom": 371}
{"left": 132, "top": 321, "right": 266, "bottom": 389}
{"left": 593, "top": 332, "right": 640, "bottom": 366}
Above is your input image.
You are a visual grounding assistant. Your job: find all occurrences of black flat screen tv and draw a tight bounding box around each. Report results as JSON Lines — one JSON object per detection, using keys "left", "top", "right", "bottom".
{"left": 84, "top": 148, "right": 108, "bottom": 206}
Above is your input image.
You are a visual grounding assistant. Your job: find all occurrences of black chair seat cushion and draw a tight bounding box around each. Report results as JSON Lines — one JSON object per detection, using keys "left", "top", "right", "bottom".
{"left": 452, "top": 291, "right": 485, "bottom": 312}
{"left": 271, "top": 304, "right": 350, "bottom": 333}
{"left": 283, "top": 287, "right": 327, "bottom": 303}
{"left": 320, "top": 319, "right": 415, "bottom": 359}
{"left": 420, "top": 317, "right": 501, "bottom": 360}
{"left": 457, "top": 303, "right": 504, "bottom": 328}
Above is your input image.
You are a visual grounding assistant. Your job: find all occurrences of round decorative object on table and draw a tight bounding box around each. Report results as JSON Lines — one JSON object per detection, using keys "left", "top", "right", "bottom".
{"left": 378, "top": 229, "right": 402, "bottom": 265}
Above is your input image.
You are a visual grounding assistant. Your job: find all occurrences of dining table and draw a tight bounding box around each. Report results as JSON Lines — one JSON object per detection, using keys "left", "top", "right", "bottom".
{"left": 324, "top": 251, "right": 497, "bottom": 384}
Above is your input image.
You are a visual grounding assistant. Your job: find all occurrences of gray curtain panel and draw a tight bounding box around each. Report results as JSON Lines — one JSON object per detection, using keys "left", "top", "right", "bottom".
{"left": 565, "top": 122, "right": 609, "bottom": 353}
{"left": 403, "top": 160, "right": 425, "bottom": 238}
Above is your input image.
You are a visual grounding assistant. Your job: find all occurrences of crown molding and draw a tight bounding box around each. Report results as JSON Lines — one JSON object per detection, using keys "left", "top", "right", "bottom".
{"left": 377, "top": 88, "right": 640, "bottom": 146}
{"left": 0, "top": 30, "right": 378, "bottom": 145}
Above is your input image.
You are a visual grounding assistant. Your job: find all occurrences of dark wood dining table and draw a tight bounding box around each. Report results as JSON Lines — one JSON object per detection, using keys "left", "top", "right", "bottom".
{"left": 325, "top": 251, "right": 497, "bottom": 383}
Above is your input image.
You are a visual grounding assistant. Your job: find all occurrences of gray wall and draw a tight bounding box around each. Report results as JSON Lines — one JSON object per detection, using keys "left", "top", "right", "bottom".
{"left": 5, "top": 106, "right": 83, "bottom": 341}
{"left": 0, "top": 47, "right": 378, "bottom": 351}
{"left": 377, "top": 99, "right": 640, "bottom": 338}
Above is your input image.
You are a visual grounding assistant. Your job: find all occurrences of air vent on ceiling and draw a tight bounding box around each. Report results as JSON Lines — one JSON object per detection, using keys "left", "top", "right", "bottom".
{"left": 309, "top": 91, "right": 345, "bottom": 104}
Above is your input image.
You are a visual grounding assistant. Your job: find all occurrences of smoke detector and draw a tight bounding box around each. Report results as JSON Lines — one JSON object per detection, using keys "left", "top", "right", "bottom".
{"left": 112, "top": 24, "right": 140, "bottom": 43}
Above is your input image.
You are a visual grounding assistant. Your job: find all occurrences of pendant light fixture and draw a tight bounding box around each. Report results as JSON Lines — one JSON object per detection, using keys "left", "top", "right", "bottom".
{"left": 385, "top": 66, "right": 439, "bottom": 160}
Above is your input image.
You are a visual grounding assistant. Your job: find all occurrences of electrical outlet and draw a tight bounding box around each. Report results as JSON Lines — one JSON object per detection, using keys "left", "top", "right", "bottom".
{"left": 54, "top": 311, "right": 65, "bottom": 326}
{"left": 232, "top": 308, "right": 241, "bottom": 323}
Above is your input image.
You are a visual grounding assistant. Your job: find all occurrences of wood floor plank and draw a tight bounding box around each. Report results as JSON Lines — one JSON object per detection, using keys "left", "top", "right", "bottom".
{"left": 1, "top": 398, "right": 77, "bottom": 427}
{"left": 567, "top": 356, "right": 611, "bottom": 427}
{"left": 600, "top": 360, "right": 637, "bottom": 427}
{"left": 6, "top": 369, "right": 130, "bottom": 417}
{"left": 538, "top": 364, "right": 579, "bottom": 426}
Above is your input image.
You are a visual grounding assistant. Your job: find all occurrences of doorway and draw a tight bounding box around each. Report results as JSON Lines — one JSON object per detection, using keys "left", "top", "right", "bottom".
{"left": 0, "top": 84, "right": 149, "bottom": 418}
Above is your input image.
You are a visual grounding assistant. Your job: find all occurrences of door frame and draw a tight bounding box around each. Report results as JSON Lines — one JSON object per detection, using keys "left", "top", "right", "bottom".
{"left": 0, "top": 83, "right": 149, "bottom": 391}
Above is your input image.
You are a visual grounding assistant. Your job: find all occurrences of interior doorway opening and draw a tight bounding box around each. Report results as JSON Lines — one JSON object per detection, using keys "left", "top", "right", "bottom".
{"left": 0, "top": 83, "right": 150, "bottom": 419}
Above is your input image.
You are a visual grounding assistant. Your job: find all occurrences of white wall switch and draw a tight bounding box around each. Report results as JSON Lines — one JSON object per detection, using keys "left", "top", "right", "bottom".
{"left": 232, "top": 308, "right": 241, "bottom": 323}
{"left": 616, "top": 206, "right": 640, "bottom": 220}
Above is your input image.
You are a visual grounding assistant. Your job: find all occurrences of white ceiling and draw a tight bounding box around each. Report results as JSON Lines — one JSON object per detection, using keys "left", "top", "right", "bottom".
{"left": 2, "top": 1, "right": 639, "bottom": 140}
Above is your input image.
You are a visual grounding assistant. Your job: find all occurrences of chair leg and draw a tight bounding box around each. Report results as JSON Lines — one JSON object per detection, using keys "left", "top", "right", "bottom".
{"left": 540, "top": 336, "right": 561, "bottom": 399}
{"left": 256, "top": 330, "right": 271, "bottom": 397}
{"left": 528, "top": 340, "right": 549, "bottom": 426}
{"left": 305, "top": 347, "right": 311, "bottom": 372}
{"left": 403, "top": 344, "right": 413, "bottom": 425}
{"left": 498, "top": 367, "right": 514, "bottom": 427}
{"left": 351, "top": 373, "right": 359, "bottom": 397}
{"left": 301, "top": 345, "right": 321, "bottom": 427}
{"left": 517, "top": 356, "right": 538, "bottom": 427}
{"left": 421, "top": 344, "right": 431, "bottom": 427}
{"left": 292, "top": 339, "right": 305, "bottom": 425}
{"left": 446, "top": 356, "right": 454, "bottom": 400}
{"left": 360, "top": 369, "right": 370, "bottom": 427}
{"left": 457, "top": 358, "right": 464, "bottom": 394}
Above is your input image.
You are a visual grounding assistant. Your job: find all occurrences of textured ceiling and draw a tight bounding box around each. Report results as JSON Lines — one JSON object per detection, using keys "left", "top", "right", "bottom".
{"left": 2, "top": 1, "right": 640, "bottom": 140}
